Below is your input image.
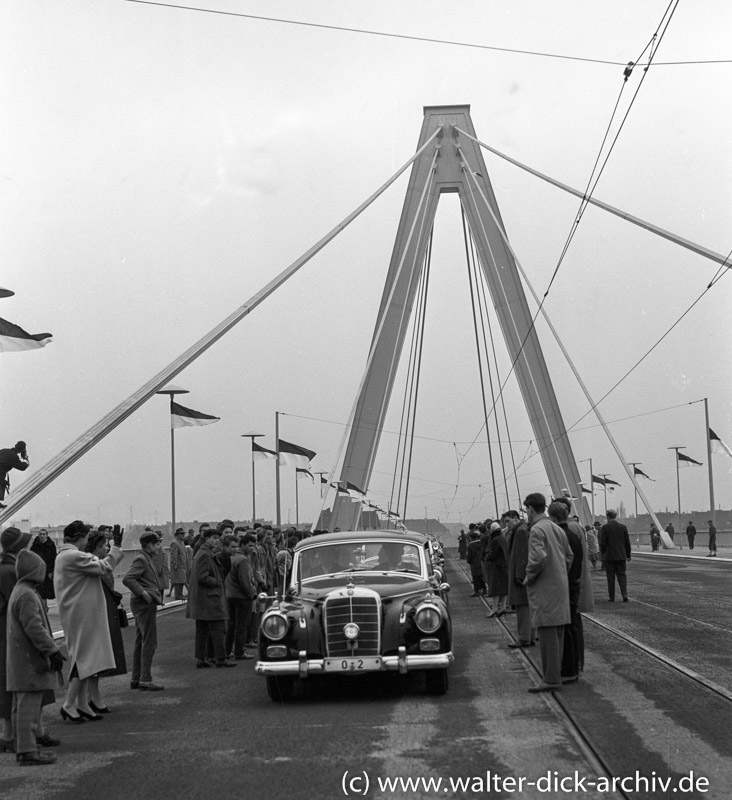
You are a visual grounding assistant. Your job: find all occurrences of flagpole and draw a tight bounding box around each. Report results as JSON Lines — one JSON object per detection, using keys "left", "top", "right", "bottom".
{"left": 242, "top": 433, "right": 264, "bottom": 527}
{"left": 704, "top": 398, "right": 716, "bottom": 528}
{"left": 275, "top": 412, "right": 281, "bottom": 528}
{"left": 295, "top": 470, "right": 299, "bottom": 529}
{"left": 589, "top": 459, "right": 595, "bottom": 520}
{"left": 156, "top": 385, "right": 189, "bottom": 536}
{"left": 668, "top": 447, "right": 683, "bottom": 540}
{"left": 598, "top": 473, "right": 610, "bottom": 516}
{"left": 628, "top": 463, "right": 641, "bottom": 520}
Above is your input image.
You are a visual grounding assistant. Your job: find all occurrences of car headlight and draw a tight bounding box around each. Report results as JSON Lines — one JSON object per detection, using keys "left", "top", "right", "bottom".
{"left": 415, "top": 604, "right": 442, "bottom": 634}
{"left": 261, "top": 613, "right": 289, "bottom": 641}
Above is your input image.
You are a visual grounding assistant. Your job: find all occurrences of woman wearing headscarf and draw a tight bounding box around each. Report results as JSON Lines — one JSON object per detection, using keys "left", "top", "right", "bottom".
{"left": 0, "top": 527, "right": 32, "bottom": 747}
{"left": 30, "top": 528, "right": 57, "bottom": 609}
{"left": 53, "top": 521, "right": 124, "bottom": 723}
{"left": 84, "top": 531, "right": 127, "bottom": 712}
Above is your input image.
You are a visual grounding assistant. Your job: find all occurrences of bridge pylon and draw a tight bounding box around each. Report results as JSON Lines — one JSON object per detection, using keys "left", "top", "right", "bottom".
{"left": 330, "top": 105, "right": 589, "bottom": 530}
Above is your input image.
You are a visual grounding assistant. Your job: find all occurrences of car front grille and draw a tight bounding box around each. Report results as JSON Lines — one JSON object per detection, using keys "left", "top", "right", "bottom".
{"left": 324, "top": 592, "right": 381, "bottom": 657}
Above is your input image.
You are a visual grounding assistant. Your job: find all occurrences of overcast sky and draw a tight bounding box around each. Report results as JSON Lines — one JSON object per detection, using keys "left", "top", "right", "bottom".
{"left": 1, "top": 0, "right": 730, "bottom": 530}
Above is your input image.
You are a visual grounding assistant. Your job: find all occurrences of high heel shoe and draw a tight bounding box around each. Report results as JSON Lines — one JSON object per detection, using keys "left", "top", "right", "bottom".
{"left": 76, "top": 708, "right": 103, "bottom": 721}
{"left": 60, "top": 707, "right": 85, "bottom": 724}
{"left": 89, "top": 700, "right": 111, "bottom": 714}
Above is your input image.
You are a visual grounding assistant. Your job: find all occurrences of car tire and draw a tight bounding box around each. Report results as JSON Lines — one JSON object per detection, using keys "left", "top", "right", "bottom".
{"left": 266, "top": 675, "right": 295, "bottom": 702}
{"left": 425, "top": 668, "right": 449, "bottom": 696}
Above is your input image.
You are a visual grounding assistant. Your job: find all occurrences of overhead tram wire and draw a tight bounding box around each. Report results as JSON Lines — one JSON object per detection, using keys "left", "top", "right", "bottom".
{"left": 461, "top": 205, "right": 500, "bottom": 518}
{"left": 126, "top": 1, "right": 731, "bottom": 68}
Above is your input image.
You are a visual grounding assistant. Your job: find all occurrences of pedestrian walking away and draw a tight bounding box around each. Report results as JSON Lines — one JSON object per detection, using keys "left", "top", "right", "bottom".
{"left": 599, "top": 510, "right": 631, "bottom": 602}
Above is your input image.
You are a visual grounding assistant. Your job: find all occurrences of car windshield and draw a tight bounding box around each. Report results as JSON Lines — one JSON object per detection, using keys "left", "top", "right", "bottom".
{"left": 298, "top": 541, "right": 423, "bottom": 580}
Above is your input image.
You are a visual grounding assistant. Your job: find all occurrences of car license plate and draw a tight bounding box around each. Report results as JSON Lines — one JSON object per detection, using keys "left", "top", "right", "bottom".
{"left": 324, "top": 657, "right": 382, "bottom": 673}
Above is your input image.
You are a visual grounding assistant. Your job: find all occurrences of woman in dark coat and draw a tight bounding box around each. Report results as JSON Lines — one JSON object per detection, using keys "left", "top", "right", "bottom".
{"left": 30, "top": 528, "right": 57, "bottom": 606}
{"left": 457, "top": 531, "right": 467, "bottom": 560}
{"left": 485, "top": 522, "right": 509, "bottom": 616}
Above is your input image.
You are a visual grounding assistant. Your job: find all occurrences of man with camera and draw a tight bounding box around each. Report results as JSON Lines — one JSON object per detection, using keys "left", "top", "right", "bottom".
{"left": 0, "top": 441, "right": 30, "bottom": 509}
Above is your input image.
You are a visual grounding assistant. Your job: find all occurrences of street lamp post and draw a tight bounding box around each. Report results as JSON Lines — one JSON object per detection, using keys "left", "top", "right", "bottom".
{"left": 241, "top": 432, "right": 264, "bottom": 527}
{"left": 156, "top": 384, "right": 189, "bottom": 536}
{"left": 668, "top": 446, "right": 685, "bottom": 547}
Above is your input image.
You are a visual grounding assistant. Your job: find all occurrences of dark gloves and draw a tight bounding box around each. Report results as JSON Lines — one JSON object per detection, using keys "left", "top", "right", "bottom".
{"left": 112, "top": 524, "right": 124, "bottom": 547}
{"left": 49, "top": 652, "right": 66, "bottom": 672}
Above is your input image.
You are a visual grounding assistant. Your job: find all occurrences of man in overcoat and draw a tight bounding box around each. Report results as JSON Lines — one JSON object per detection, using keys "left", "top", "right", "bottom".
{"left": 186, "top": 528, "right": 234, "bottom": 668}
{"left": 169, "top": 528, "right": 188, "bottom": 601}
{"left": 523, "top": 493, "right": 573, "bottom": 692}
{"left": 599, "top": 509, "right": 631, "bottom": 602}
{"left": 6, "top": 549, "right": 65, "bottom": 765}
{"left": 505, "top": 511, "right": 533, "bottom": 647}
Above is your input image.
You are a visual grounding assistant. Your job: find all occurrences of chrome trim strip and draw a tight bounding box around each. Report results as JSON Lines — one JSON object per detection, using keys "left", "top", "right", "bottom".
{"left": 255, "top": 652, "right": 453, "bottom": 676}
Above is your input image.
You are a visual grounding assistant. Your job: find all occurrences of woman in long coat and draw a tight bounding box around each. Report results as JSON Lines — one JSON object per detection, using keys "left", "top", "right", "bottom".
{"left": 54, "top": 521, "right": 124, "bottom": 723}
{"left": 485, "top": 523, "right": 509, "bottom": 616}
{"left": 84, "top": 531, "right": 127, "bottom": 712}
{"left": 0, "top": 526, "right": 32, "bottom": 746}
{"left": 30, "top": 528, "right": 57, "bottom": 606}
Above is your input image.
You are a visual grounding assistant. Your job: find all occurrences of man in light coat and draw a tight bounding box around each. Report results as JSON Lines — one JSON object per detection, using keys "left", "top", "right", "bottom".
{"left": 523, "top": 493, "right": 573, "bottom": 693}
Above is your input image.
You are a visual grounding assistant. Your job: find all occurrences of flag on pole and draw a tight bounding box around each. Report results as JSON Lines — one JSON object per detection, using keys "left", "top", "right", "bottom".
{"left": 677, "top": 451, "right": 702, "bottom": 468}
{"left": 346, "top": 481, "right": 365, "bottom": 500}
{"left": 296, "top": 468, "right": 314, "bottom": 482}
{"left": 171, "top": 401, "right": 220, "bottom": 429}
{"left": 592, "top": 474, "right": 621, "bottom": 487}
{"left": 278, "top": 439, "right": 316, "bottom": 469}
{"left": 252, "top": 441, "right": 277, "bottom": 461}
{"left": 709, "top": 428, "right": 732, "bottom": 459}
{"left": 633, "top": 465, "right": 654, "bottom": 481}
{"left": 0, "top": 317, "right": 52, "bottom": 352}
{"left": 579, "top": 484, "right": 593, "bottom": 495}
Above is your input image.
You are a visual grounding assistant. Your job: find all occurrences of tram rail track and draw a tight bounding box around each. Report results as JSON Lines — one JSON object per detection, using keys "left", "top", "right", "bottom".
{"left": 450, "top": 552, "right": 731, "bottom": 799}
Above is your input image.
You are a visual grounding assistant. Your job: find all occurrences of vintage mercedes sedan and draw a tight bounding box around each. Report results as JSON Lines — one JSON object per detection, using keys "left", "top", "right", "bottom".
{"left": 255, "top": 530, "right": 453, "bottom": 701}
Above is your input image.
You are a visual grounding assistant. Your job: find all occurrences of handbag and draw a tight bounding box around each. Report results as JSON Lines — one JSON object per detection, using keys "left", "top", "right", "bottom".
{"left": 117, "top": 606, "right": 129, "bottom": 628}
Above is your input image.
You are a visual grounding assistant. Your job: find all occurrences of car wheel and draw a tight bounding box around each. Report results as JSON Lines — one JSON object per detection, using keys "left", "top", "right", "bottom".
{"left": 266, "top": 675, "right": 295, "bottom": 702}
{"left": 425, "top": 668, "right": 449, "bottom": 696}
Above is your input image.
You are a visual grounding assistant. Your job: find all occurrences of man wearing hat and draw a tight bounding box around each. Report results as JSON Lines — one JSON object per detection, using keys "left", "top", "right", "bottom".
{"left": 169, "top": 528, "right": 188, "bottom": 601}
{"left": 0, "top": 442, "right": 29, "bottom": 509}
{"left": 122, "top": 533, "right": 165, "bottom": 691}
{"left": 1, "top": 527, "right": 33, "bottom": 747}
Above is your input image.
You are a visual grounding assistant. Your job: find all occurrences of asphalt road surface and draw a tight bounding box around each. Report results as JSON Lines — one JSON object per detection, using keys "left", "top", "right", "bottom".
{"left": 1, "top": 550, "right": 729, "bottom": 800}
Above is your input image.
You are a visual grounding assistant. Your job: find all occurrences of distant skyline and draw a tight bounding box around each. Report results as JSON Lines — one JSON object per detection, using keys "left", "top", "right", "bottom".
{"left": 2, "top": 0, "right": 730, "bottom": 529}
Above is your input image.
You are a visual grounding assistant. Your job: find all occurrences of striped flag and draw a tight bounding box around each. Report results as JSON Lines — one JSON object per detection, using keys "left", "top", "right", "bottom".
{"left": 709, "top": 428, "right": 732, "bottom": 459}
{"left": 592, "top": 474, "right": 621, "bottom": 487}
{"left": 578, "top": 484, "right": 593, "bottom": 495}
{"left": 346, "top": 481, "right": 365, "bottom": 500}
{"left": 633, "top": 465, "right": 654, "bottom": 481}
{"left": 677, "top": 451, "right": 702, "bottom": 468}
{"left": 0, "top": 317, "right": 52, "bottom": 352}
{"left": 252, "top": 441, "right": 277, "bottom": 461}
{"left": 278, "top": 439, "right": 316, "bottom": 469}
{"left": 171, "top": 401, "right": 219, "bottom": 429}
{"left": 296, "top": 468, "right": 314, "bottom": 482}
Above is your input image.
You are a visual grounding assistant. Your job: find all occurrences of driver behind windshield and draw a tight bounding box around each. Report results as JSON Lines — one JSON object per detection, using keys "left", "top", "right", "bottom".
{"left": 377, "top": 542, "right": 409, "bottom": 571}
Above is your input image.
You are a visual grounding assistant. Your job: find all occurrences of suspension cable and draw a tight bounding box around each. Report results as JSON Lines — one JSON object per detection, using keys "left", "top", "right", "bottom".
{"left": 461, "top": 205, "right": 499, "bottom": 517}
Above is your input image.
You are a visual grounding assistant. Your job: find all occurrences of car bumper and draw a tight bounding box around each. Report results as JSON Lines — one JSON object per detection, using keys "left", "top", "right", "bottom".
{"left": 255, "top": 647, "right": 454, "bottom": 677}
